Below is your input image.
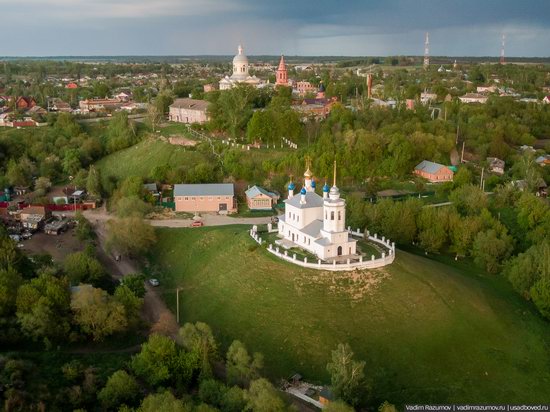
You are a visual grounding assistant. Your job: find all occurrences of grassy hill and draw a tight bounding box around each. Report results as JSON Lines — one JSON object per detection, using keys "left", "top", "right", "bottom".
{"left": 95, "top": 137, "right": 207, "bottom": 185}
{"left": 147, "top": 226, "right": 550, "bottom": 405}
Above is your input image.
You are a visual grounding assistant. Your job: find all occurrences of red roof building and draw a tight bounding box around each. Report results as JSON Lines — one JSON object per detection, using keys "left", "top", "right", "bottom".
{"left": 15, "top": 97, "right": 37, "bottom": 110}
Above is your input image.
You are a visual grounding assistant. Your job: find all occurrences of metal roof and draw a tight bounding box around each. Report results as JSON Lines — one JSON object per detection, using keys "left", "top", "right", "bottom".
{"left": 284, "top": 191, "right": 324, "bottom": 209}
{"left": 174, "top": 183, "right": 234, "bottom": 197}
{"left": 245, "top": 185, "right": 277, "bottom": 199}
{"left": 414, "top": 160, "right": 448, "bottom": 174}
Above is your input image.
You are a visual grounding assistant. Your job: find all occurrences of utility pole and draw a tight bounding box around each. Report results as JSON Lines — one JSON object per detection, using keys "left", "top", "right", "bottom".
{"left": 461, "top": 141, "right": 465, "bottom": 163}
{"left": 176, "top": 288, "right": 180, "bottom": 324}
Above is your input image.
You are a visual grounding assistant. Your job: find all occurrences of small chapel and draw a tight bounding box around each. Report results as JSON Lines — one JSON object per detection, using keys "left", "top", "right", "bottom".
{"left": 277, "top": 161, "right": 357, "bottom": 260}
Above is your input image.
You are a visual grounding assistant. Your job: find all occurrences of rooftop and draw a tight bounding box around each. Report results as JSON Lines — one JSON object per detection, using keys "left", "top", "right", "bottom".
{"left": 170, "top": 98, "right": 209, "bottom": 111}
{"left": 174, "top": 183, "right": 234, "bottom": 197}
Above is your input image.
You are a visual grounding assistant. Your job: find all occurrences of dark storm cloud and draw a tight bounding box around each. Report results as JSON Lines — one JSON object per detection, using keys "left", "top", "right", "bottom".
{"left": 0, "top": 0, "right": 548, "bottom": 56}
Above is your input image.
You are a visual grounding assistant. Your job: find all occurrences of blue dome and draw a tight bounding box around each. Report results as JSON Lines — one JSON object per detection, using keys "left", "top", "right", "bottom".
{"left": 300, "top": 187, "right": 307, "bottom": 195}
{"left": 288, "top": 182, "right": 296, "bottom": 190}
{"left": 311, "top": 180, "right": 316, "bottom": 188}
{"left": 323, "top": 183, "right": 330, "bottom": 192}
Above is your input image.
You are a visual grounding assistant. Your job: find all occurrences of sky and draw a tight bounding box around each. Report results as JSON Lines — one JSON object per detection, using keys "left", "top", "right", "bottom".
{"left": 1, "top": 0, "right": 549, "bottom": 57}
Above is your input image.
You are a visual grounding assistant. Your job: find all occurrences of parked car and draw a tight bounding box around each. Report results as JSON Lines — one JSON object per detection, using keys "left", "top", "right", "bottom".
{"left": 191, "top": 220, "right": 204, "bottom": 227}
{"left": 149, "top": 278, "right": 160, "bottom": 287}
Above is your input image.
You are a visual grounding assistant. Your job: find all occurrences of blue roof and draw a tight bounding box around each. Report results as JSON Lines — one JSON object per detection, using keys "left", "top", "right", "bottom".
{"left": 288, "top": 181, "right": 296, "bottom": 190}
{"left": 311, "top": 180, "right": 316, "bottom": 188}
{"left": 414, "top": 160, "right": 449, "bottom": 174}
{"left": 300, "top": 187, "right": 307, "bottom": 195}
{"left": 245, "top": 185, "right": 278, "bottom": 199}
{"left": 174, "top": 183, "right": 234, "bottom": 197}
{"left": 323, "top": 183, "right": 330, "bottom": 192}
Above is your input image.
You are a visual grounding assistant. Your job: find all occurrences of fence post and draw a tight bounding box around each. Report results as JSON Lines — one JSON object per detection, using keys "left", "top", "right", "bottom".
{"left": 371, "top": 255, "right": 375, "bottom": 261}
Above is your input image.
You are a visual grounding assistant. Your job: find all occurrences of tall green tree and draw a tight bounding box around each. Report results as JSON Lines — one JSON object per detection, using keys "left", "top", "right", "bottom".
{"left": 226, "top": 340, "right": 263, "bottom": 387}
{"left": 326, "top": 343, "right": 366, "bottom": 407}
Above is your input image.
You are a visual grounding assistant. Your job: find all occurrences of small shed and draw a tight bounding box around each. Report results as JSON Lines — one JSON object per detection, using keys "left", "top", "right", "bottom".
{"left": 319, "top": 387, "right": 334, "bottom": 406}
{"left": 245, "top": 185, "right": 279, "bottom": 211}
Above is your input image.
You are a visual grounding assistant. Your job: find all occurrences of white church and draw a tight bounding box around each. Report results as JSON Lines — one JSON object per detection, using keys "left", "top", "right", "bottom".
{"left": 219, "top": 44, "right": 262, "bottom": 90}
{"left": 277, "top": 162, "right": 357, "bottom": 260}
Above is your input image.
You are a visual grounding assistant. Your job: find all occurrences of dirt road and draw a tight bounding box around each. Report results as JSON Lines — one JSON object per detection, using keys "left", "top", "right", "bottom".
{"left": 91, "top": 214, "right": 179, "bottom": 340}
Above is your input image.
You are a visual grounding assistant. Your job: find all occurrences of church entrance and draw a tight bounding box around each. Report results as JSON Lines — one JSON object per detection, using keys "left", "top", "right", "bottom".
{"left": 337, "top": 246, "right": 342, "bottom": 256}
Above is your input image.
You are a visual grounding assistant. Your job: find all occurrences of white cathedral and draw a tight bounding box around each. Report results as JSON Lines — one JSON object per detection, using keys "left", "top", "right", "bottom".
{"left": 277, "top": 162, "right": 357, "bottom": 260}
{"left": 219, "top": 44, "right": 262, "bottom": 90}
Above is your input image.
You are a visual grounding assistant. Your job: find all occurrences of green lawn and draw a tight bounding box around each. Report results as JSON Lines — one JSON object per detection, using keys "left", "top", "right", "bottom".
{"left": 95, "top": 138, "right": 208, "bottom": 184}
{"left": 148, "top": 226, "right": 550, "bottom": 405}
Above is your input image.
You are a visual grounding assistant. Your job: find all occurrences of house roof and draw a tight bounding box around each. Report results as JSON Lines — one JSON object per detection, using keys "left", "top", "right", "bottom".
{"left": 174, "top": 183, "right": 234, "bottom": 197}
{"left": 143, "top": 183, "right": 158, "bottom": 192}
{"left": 415, "top": 160, "right": 449, "bottom": 174}
{"left": 245, "top": 185, "right": 277, "bottom": 199}
{"left": 285, "top": 191, "right": 324, "bottom": 209}
{"left": 20, "top": 205, "right": 47, "bottom": 216}
{"left": 300, "top": 219, "right": 323, "bottom": 237}
{"left": 170, "top": 98, "right": 209, "bottom": 111}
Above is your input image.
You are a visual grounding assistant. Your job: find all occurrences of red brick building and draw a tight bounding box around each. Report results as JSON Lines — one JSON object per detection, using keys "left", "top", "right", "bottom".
{"left": 414, "top": 160, "right": 454, "bottom": 182}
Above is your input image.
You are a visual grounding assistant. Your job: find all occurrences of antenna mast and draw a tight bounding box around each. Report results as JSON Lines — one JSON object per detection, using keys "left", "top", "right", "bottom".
{"left": 500, "top": 34, "right": 506, "bottom": 65}
{"left": 423, "top": 32, "right": 430, "bottom": 69}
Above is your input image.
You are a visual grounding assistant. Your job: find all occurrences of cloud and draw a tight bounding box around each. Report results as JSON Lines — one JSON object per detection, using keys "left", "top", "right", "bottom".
{"left": 0, "top": 0, "right": 237, "bottom": 19}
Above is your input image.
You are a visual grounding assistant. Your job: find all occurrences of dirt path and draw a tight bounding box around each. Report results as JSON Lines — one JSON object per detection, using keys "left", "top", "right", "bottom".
{"left": 89, "top": 209, "right": 179, "bottom": 340}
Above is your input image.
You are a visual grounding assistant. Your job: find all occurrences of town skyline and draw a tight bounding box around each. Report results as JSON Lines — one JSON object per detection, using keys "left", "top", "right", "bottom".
{"left": 2, "top": 0, "right": 550, "bottom": 57}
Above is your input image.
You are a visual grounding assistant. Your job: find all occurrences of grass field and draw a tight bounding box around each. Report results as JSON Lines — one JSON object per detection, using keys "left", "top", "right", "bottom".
{"left": 148, "top": 226, "right": 550, "bottom": 405}
{"left": 95, "top": 138, "right": 208, "bottom": 184}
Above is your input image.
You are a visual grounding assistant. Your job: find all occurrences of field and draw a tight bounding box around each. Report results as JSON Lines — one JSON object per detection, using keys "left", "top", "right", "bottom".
{"left": 95, "top": 137, "right": 208, "bottom": 184}
{"left": 148, "top": 226, "right": 550, "bottom": 405}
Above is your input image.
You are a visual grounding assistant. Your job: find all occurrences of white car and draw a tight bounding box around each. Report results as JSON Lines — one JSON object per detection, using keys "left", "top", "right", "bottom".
{"left": 148, "top": 278, "right": 160, "bottom": 287}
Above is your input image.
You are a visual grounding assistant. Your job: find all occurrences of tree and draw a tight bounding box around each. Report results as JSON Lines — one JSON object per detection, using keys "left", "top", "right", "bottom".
{"left": 62, "top": 149, "right": 82, "bottom": 176}
{"left": 105, "top": 112, "right": 137, "bottom": 153}
{"left": 378, "top": 401, "right": 399, "bottom": 412}
{"left": 139, "top": 391, "right": 190, "bottom": 412}
{"left": 0, "top": 268, "right": 23, "bottom": 316}
{"left": 120, "top": 273, "right": 146, "bottom": 298}
{"left": 71, "top": 285, "right": 127, "bottom": 341}
{"left": 326, "top": 343, "right": 366, "bottom": 407}
{"left": 245, "top": 378, "right": 286, "bottom": 412}
{"left": 114, "top": 284, "right": 143, "bottom": 329}
{"left": 74, "top": 212, "right": 95, "bottom": 241}
{"left": 198, "top": 379, "right": 227, "bottom": 407}
{"left": 531, "top": 276, "right": 550, "bottom": 320}
{"left": 147, "top": 103, "right": 163, "bottom": 131}
{"left": 221, "top": 386, "right": 247, "bottom": 412}
{"left": 86, "top": 165, "right": 102, "bottom": 197}
{"left": 417, "top": 207, "right": 448, "bottom": 253}
{"left": 448, "top": 213, "right": 482, "bottom": 257}
{"left": 179, "top": 322, "right": 217, "bottom": 380}
{"left": 63, "top": 251, "right": 106, "bottom": 286}
{"left": 131, "top": 334, "right": 178, "bottom": 387}
{"left": 97, "top": 370, "right": 139, "bottom": 409}
{"left": 226, "top": 340, "right": 263, "bottom": 387}
{"left": 449, "top": 184, "right": 487, "bottom": 216}
{"left": 472, "top": 229, "right": 513, "bottom": 274}
{"left": 106, "top": 217, "right": 156, "bottom": 257}
{"left": 114, "top": 196, "right": 153, "bottom": 218}
{"left": 34, "top": 177, "right": 52, "bottom": 197}
{"left": 16, "top": 273, "right": 71, "bottom": 343}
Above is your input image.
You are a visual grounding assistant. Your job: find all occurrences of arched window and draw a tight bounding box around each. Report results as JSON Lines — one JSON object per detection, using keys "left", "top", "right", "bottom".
{"left": 331, "top": 211, "right": 334, "bottom": 220}
{"left": 325, "top": 211, "right": 327, "bottom": 219}
{"left": 338, "top": 211, "right": 341, "bottom": 220}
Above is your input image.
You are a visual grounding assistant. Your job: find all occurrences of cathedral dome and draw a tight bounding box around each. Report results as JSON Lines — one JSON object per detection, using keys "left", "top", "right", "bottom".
{"left": 233, "top": 44, "right": 248, "bottom": 65}
{"left": 300, "top": 187, "right": 307, "bottom": 195}
{"left": 288, "top": 181, "right": 296, "bottom": 190}
{"left": 323, "top": 183, "right": 330, "bottom": 193}
{"left": 311, "top": 180, "right": 316, "bottom": 188}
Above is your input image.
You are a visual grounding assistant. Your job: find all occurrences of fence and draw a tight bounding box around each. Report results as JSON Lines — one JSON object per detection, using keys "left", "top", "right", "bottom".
{"left": 0, "top": 202, "right": 93, "bottom": 211}
{"left": 249, "top": 227, "right": 395, "bottom": 272}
